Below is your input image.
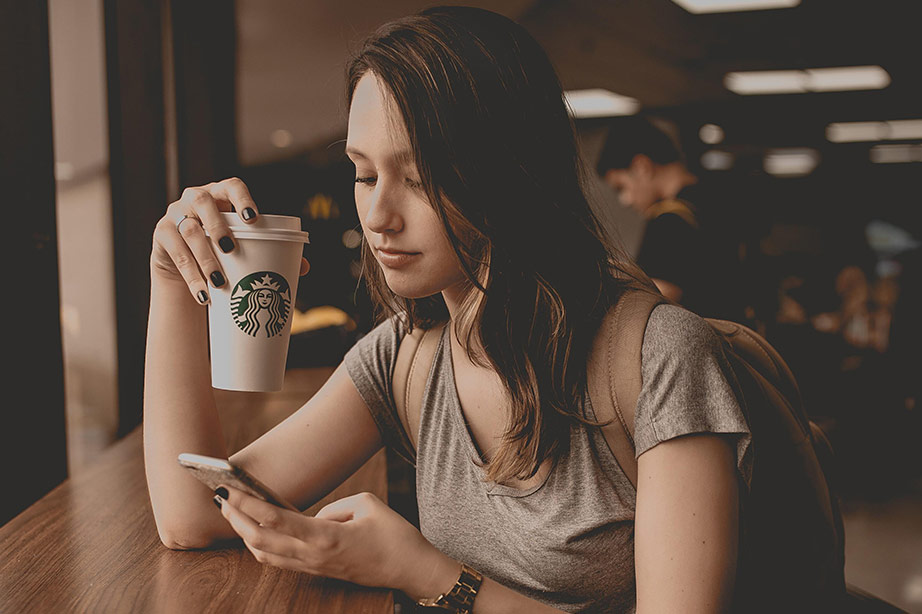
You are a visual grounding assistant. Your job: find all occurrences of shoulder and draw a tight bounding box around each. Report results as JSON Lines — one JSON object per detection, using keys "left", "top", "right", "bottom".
{"left": 642, "top": 303, "right": 722, "bottom": 361}
{"left": 344, "top": 315, "right": 451, "bottom": 388}
{"left": 634, "top": 304, "right": 751, "bottom": 474}
{"left": 638, "top": 304, "right": 738, "bottom": 412}
{"left": 343, "top": 315, "right": 408, "bottom": 384}
{"left": 354, "top": 314, "right": 408, "bottom": 350}
{"left": 342, "top": 315, "right": 420, "bottom": 464}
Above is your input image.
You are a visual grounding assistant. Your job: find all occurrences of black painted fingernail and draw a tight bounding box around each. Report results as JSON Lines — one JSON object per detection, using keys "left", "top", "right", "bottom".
{"left": 197, "top": 290, "right": 209, "bottom": 304}
{"left": 242, "top": 207, "right": 256, "bottom": 221}
{"left": 213, "top": 495, "right": 223, "bottom": 509}
{"left": 219, "top": 236, "right": 235, "bottom": 253}
{"left": 215, "top": 487, "right": 228, "bottom": 500}
{"left": 210, "top": 271, "right": 226, "bottom": 287}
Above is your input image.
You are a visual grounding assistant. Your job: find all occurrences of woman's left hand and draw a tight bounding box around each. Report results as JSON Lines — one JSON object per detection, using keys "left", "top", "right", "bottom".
{"left": 215, "top": 487, "right": 457, "bottom": 599}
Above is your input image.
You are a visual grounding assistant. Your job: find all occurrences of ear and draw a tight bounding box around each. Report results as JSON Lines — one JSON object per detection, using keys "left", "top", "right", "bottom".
{"left": 630, "top": 154, "right": 655, "bottom": 179}
{"left": 602, "top": 168, "right": 621, "bottom": 188}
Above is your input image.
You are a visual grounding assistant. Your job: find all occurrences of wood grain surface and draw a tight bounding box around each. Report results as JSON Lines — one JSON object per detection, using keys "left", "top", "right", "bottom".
{"left": 0, "top": 368, "right": 392, "bottom": 613}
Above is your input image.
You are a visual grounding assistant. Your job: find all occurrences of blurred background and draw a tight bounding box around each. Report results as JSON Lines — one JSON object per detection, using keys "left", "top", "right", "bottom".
{"left": 5, "top": 0, "right": 920, "bottom": 610}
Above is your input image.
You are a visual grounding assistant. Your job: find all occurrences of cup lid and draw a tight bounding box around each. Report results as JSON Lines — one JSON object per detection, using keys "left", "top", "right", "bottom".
{"left": 221, "top": 211, "right": 300, "bottom": 229}
{"left": 211, "top": 212, "right": 309, "bottom": 243}
{"left": 230, "top": 227, "right": 310, "bottom": 243}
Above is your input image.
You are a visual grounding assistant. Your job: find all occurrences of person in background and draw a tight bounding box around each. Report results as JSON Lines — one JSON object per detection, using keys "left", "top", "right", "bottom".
{"left": 596, "top": 117, "right": 743, "bottom": 322}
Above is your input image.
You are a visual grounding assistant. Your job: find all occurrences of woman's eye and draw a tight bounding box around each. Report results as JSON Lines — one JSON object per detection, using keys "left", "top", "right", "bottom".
{"left": 355, "top": 176, "right": 377, "bottom": 186}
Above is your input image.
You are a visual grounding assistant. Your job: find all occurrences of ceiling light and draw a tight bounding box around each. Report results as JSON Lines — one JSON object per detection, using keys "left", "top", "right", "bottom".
{"left": 806, "top": 66, "right": 890, "bottom": 92}
{"left": 866, "top": 219, "right": 921, "bottom": 256}
{"left": 701, "top": 150, "right": 734, "bottom": 171}
{"left": 887, "top": 120, "right": 922, "bottom": 140}
{"left": 870, "top": 144, "right": 922, "bottom": 164}
{"left": 826, "top": 122, "right": 889, "bottom": 143}
{"left": 763, "top": 148, "right": 819, "bottom": 176}
{"left": 699, "top": 123, "right": 724, "bottom": 144}
{"left": 827, "top": 119, "right": 922, "bottom": 143}
{"left": 671, "top": 0, "right": 800, "bottom": 14}
{"left": 726, "top": 66, "right": 890, "bottom": 95}
{"left": 563, "top": 89, "right": 640, "bottom": 118}
{"left": 725, "top": 71, "right": 806, "bottom": 94}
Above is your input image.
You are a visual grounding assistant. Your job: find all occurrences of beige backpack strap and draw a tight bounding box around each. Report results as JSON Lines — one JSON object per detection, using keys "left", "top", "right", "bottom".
{"left": 587, "top": 290, "right": 663, "bottom": 489}
{"left": 393, "top": 322, "right": 446, "bottom": 453}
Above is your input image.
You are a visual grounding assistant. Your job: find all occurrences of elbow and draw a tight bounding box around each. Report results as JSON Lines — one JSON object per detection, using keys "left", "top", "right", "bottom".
{"left": 157, "top": 527, "right": 213, "bottom": 551}
{"left": 159, "top": 536, "right": 207, "bottom": 551}
{"left": 154, "top": 518, "right": 220, "bottom": 550}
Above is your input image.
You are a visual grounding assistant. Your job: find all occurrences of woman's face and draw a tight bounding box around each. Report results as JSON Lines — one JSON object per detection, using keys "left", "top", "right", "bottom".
{"left": 346, "top": 73, "right": 466, "bottom": 300}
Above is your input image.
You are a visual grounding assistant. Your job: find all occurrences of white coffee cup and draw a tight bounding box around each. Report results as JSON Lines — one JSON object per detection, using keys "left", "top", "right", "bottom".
{"left": 207, "top": 213, "right": 310, "bottom": 392}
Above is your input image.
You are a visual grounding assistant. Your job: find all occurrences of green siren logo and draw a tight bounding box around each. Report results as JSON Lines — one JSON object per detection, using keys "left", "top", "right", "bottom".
{"left": 230, "top": 271, "right": 291, "bottom": 338}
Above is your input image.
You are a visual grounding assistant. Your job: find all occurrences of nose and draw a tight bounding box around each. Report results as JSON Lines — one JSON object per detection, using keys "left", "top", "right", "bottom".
{"left": 362, "top": 179, "right": 404, "bottom": 235}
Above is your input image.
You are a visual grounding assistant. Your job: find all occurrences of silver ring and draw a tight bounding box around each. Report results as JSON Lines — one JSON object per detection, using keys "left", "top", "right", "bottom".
{"left": 176, "top": 214, "right": 199, "bottom": 232}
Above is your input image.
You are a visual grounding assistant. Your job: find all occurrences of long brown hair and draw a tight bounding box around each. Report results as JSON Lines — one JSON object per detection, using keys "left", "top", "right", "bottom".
{"left": 347, "top": 6, "right": 643, "bottom": 482}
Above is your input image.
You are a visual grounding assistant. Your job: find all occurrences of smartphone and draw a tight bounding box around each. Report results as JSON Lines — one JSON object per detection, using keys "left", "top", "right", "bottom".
{"left": 177, "top": 452, "right": 300, "bottom": 512}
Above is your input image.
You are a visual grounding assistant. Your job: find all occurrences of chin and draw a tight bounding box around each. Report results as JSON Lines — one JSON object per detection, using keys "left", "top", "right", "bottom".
{"left": 382, "top": 273, "right": 441, "bottom": 300}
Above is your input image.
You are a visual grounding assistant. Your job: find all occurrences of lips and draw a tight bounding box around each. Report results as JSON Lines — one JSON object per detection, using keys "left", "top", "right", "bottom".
{"left": 375, "top": 247, "right": 420, "bottom": 268}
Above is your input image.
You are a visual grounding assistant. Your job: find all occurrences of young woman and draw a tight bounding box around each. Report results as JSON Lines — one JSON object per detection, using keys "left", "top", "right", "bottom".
{"left": 144, "top": 7, "right": 750, "bottom": 613}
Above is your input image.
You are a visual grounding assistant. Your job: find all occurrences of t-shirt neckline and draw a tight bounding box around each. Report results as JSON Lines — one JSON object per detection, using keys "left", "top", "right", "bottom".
{"left": 438, "top": 325, "right": 555, "bottom": 498}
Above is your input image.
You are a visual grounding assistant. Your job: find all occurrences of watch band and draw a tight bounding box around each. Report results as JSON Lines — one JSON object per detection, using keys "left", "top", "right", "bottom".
{"left": 416, "top": 563, "right": 483, "bottom": 613}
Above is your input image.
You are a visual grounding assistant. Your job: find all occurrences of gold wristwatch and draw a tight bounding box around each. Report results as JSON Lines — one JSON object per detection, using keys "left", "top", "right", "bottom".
{"left": 416, "top": 563, "right": 483, "bottom": 613}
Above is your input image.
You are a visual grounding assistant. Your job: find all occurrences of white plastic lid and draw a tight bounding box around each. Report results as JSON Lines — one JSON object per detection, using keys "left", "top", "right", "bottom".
{"left": 210, "top": 212, "right": 309, "bottom": 243}
{"left": 230, "top": 227, "right": 310, "bottom": 243}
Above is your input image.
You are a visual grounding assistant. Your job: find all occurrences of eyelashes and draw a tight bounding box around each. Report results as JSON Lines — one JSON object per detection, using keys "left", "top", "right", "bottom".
{"left": 354, "top": 176, "right": 423, "bottom": 189}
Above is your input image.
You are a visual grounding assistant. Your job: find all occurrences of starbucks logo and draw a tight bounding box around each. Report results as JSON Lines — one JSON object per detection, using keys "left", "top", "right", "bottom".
{"left": 230, "top": 271, "right": 291, "bottom": 338}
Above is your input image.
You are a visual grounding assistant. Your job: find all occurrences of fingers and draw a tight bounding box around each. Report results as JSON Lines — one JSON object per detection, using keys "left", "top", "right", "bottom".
{"left": 315, "top": 491, "right": 381, "bottom": 522}
{"left": 221, "top": 486, "right": 343, "bottom": 550}
{"left": 215, "top": 494, "right": 304, "bottom": 561}
{"left": 221, "top": 485, "right": 302, "bottom": 531}
{"left": 300, "top": 257, "right": 311, "bottom": 277}
{"left": 183, "top": 186, "right": 237, "bottom": 255}
{"left": 174, "top": 209, "right": 227, "bottom": 295}
{"left": 155, "top": 217, "right": 212, "bottom": 304}
{"left": 316, "top": 501, "right": 355, "bottom": 522}
{"left": 208, "top": 177, "right": 259, "bottom": 223}
{"left": 215, "top": 487, "right": 348, "bottom": 577}
{"left": 315, "top": 499, "right": 356, "bottom": 522}
{"left": 152, "top": 177, "right": 277, "bottom": 301}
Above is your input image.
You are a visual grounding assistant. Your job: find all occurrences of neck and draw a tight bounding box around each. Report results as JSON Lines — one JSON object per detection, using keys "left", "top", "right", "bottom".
{"left": 441, "top": 280, "right": 487, "bottom": 367}
{"left": 657, "top": 162, "right": 697, "bottom": 202}
{"left": 441, "top": 281, "right": 466, "bottom": 323}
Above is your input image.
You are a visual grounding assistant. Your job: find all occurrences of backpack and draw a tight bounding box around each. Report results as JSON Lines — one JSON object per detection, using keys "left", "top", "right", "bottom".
{"left": 392, "top": 289, "right": 846, "bottom": 611}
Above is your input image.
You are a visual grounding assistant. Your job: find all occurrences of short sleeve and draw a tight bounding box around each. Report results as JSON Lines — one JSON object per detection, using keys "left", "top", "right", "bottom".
{"left": 633, "top": 304, "right": 753, "bottom": 489}
{"left": 343, "top": 315, "right": 416, "bottom": 464}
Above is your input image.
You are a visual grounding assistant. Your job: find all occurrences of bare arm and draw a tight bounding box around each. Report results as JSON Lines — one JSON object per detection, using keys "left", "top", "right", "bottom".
{"left": 144, "top": 178, "right": 382, "bottom": 549}
{"left": 228, "top": 363, "right": 383, "bottom": 512}
{"left": 143, "top": 275, "right": 233, "bottom": 548}
{"left": 634, "top": 433, "right": 739, "bottom": 613}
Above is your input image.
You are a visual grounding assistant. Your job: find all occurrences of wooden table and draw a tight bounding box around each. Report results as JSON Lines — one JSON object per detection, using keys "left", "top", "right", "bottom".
{"left": 0, "top": 368, "right": 393, "bottom": 613}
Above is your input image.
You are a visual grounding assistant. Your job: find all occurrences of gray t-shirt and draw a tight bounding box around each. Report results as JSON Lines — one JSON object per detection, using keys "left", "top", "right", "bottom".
{"left": 345, "top": 304, "right": 752, "bottom": 613}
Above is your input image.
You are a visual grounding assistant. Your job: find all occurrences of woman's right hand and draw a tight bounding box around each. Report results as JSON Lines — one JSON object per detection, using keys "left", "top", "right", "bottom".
{"left": 151, "top": 178, "right": 260, "bottom": 303}
{"left": 150, "top": 178, "right": 307, "bottom": 305}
